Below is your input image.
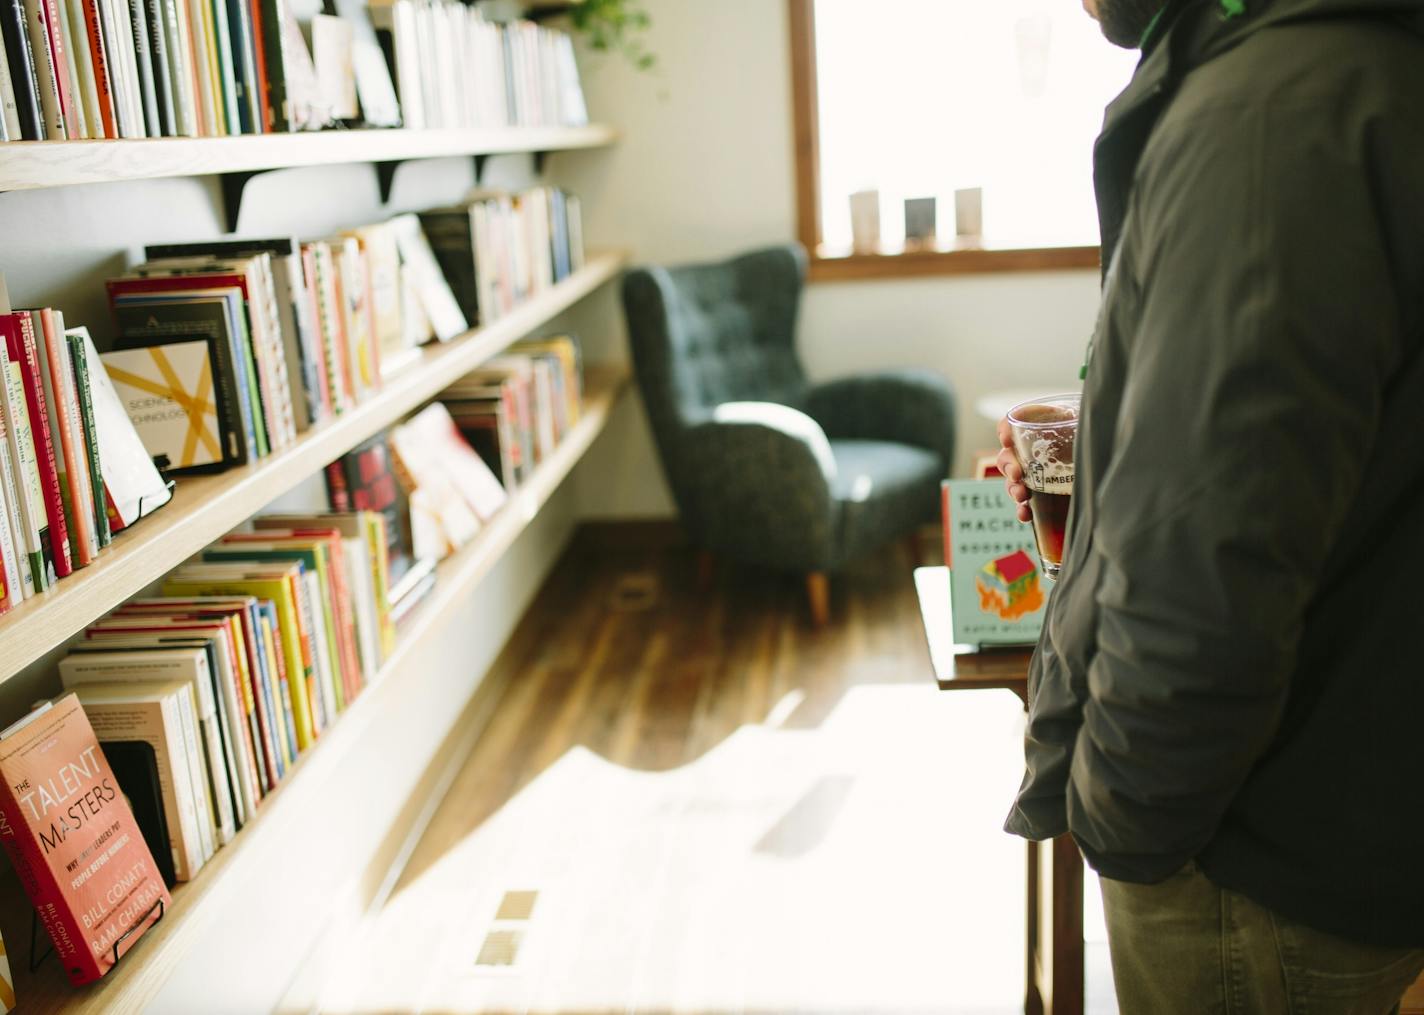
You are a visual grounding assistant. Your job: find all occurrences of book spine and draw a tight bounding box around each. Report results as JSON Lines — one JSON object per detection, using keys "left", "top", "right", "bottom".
{"left": 0, "top": 342, "right": 46, "bottom": 592}
{"left": 142, "top": 0, "right": 171, "bottom": 133}
{"left": 77, "top": 0, "right": 114, "bottom": 135}
{"left": 186, "top": 0, "right": 216, "bottom": 133}
{"left": 154, "top": 693, "right": 205, "bottom": 879}
{"left": 324, "top": 459, "right": 349, "bottom": 512}
{"left": 22, "top": 0, "right": 64, "bottom": 137}
{"left": 0, "top": 774, "right": 102, "bottom": 984}
{"left": 66, "top": 333, "right": 111, "bottom": 549}
{"left": 52, "top": 314, "right": 99, "bottom": 558}
{"left": 204, "top": 0, "right": 232, "bottom": 132}
{"left": 42, "top": 310, "right": 95, "bottom": 566}
{"left": 1, "top": 0, "right": 41, "bottom": 137}
{"left": 245, "top": 609, "right": 285, "bottom": 779}
{"left": 39, "top": 0, "right": 77, "bottom": 136}
{"left": 0, "top": 436, "right": 26, "bottom": 604}
{"left": 157, "top": 0, "right": 189, "bottom": 133}
{"left": 222, "top": 0, "right": 254, "bottom": 133}
{"left": 125, "top": 0, "right": 156, "bottom": 134}
{"left": 259, "top": 608, "right": 297, "bottom": 763}
{"left": 169, "top": 686, "right": 215, "bottom": 863}
{"left": 16, "top": 313, "right": 71, "bottom": 578}
{"left": 300, "top": 245, "right": 333, "bottom": 418}
{"left": 0, "top": 20, "right": 22, "bottom": 138}
{"left": 240, "top": 0, "right": 260, "bottom": 128}
{"left": 55, "top": 0, "right": 90, "bottom": 137}
{"left": 253, "top": 0, "right": 284, "bottom": 130}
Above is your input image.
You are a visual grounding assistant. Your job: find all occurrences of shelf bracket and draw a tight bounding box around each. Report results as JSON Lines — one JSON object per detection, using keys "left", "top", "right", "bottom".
{"left": 218, "top": 171, "right": 263, "bottom": 233}
{"left": 375, "top": 160, "right": 404, "bottom": 204}
{"left": 473, "top": 153, "right": 490, "bottom": 185}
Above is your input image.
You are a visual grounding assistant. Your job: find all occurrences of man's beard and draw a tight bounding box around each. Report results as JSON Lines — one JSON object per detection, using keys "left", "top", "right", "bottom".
{"left": 1094, "top": 0, "right": 1166, "bottom": 48}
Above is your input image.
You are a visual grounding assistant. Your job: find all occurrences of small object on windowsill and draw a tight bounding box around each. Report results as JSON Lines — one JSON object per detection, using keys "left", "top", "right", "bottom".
{"left": 955, "top": 187, "right": 984, "bottom": 245}
{"left": 849, "top": 189, "right": 882, "bottom": 255}
{"left": 904, "top": 197, "right": 937, "bottom": 252}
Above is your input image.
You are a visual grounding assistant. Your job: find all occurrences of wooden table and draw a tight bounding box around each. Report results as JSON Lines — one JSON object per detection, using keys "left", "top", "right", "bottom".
{"left": 914, "top": 566, "right": 1084, "bottom": 1015}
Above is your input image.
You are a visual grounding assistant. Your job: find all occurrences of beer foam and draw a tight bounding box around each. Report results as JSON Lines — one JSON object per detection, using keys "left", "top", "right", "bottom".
{"left": 1019, "top": 437, "right": 1075, "bottom": 494}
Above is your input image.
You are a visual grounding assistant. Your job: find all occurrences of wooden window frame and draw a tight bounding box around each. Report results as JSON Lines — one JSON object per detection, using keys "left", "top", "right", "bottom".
{"left": 788, "top": 0, "right": 1102, "bottom": 282}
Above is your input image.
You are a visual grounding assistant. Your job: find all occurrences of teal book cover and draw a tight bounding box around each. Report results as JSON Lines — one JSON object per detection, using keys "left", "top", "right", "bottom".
{"left": 943, "top": 479, "right": 1052, "bottom": 647}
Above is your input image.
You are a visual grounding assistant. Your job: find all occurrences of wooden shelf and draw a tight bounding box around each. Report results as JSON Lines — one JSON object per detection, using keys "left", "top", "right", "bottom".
{"left": 0, "top": 250, "right": 629, "bottom": 683}
{"left": 0, "top": 367, "right": 628, "bottom": 1015}
{"left": 0, "top": 124, "right": 617, "bottom": 192}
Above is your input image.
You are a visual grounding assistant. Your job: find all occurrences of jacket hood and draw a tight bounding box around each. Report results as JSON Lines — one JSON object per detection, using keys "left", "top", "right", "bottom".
{"left": 1184, "top": 0, "right": 1424, "bottom": 61}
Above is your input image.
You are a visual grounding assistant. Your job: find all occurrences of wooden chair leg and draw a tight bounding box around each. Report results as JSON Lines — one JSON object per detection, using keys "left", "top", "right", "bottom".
{"left": 696, "top": 550, "right": 716, "bottom": 590}
{"left": 806, "top": 572, "right": 830, "bottom": 627}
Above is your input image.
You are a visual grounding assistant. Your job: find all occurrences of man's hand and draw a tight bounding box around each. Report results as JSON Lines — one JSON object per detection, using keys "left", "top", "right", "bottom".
{"left": 996, "top": 418, "right": 1033, "bottom": 523}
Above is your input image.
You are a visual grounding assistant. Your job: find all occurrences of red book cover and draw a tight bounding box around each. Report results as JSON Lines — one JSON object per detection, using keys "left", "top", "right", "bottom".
{"left": 38, "top": 309, "right": 94, "bottom": 567}
{"left": 245, "top": 0, "right": 269, "bottom": 132}
{"left": 4, "top": 313, "right": 72, "bottom": 578}
{"left": 37, "top": 0, "right": 75, "bottom": 138}
{"left": 78, "top": 0, "right": 116, "bottom": 137}
{"left": 0, "top": 695, "right": 170, "bottom": 985}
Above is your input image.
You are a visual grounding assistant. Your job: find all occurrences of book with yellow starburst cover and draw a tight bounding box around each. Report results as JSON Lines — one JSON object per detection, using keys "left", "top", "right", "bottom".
{"left": 99, "top": 340, "right": 230, "bottom": 474}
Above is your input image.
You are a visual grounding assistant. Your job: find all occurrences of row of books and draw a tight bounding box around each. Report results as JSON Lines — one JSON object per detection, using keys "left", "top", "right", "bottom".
{"left": 0, "top": 339, "right": 591, "bottom": 987}
{"left": 101, "top": 190, "right": 584, "bottom": 479}
{"left": 53, "top": 509, "right": 394, "bottom": 890}
{"left": 323, "top": 334, "right": 582, "bottom": 614}
{"left": 444, "top": 335, "right": 582, "bottom": 490}
{"left": 421, "top": 185, "right": 585, "bottom": 328}
{"left": 0, "top": 311, "right": 171, "bottom": 614}
{"left": 0, "top": 0, "right": 589, "bottom": 142}
{"left": 372, "top": 3, "right": 586, "bottom": 132}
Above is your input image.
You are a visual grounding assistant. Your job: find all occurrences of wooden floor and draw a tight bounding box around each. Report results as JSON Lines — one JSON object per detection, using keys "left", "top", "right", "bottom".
{"left": 314, "top": 532, "right": 1037, "bottom": 1015}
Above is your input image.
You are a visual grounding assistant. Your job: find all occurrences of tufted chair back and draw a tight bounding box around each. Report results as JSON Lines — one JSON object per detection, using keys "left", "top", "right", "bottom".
{"left": 622, "top": 245, "right": 810, "bottom": 440}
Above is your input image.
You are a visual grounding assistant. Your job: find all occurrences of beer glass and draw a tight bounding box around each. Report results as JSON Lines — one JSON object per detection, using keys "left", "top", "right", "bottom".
{"left": 1006, "top": 394, "right": 1080, "bottom": 581}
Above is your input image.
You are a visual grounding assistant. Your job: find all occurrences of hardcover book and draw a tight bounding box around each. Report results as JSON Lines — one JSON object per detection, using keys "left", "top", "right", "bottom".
{"left": 73, "top": 681, "right": 209, "bottom": 881}
{"left": 76, "top": 327, "right": 173, "bottom": 530}
{"left": 942, "top": 479, "right": 1051, "bottom": 648}
{"left": 0, "top": 694, "right": 170, "bottom": 985}
{"left": 100, "top": 339, "right": 227, "bottom": 473}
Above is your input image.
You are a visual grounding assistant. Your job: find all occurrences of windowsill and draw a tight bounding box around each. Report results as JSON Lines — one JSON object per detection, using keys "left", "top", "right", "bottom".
{"left": 806, "top": 245, "right": 1102, "bottom": 282}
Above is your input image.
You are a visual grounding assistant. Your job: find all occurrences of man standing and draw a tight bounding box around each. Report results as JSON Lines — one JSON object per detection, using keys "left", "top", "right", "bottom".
{"left": 998, "top": 0, "right": 1424, "bottom": 1010}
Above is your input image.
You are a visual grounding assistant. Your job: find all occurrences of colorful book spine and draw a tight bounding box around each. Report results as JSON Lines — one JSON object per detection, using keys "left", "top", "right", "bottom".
{"left": 77, "top": 0, "right": 116, "bottom": 136}
{"left": 36, "top": 309, "right": 94, "bottom": 567}
{"left": 66, "top": 331, "right": 111, "bottom": 549}
{"left": 0, "top": 335, "right": 39, "bottom": 597}
{"left": 9, "top": 314, "right": 69, "bottom": 579}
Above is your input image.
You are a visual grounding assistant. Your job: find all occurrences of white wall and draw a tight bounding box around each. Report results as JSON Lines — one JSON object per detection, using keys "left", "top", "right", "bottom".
{"left": 565, "top": 0, "right": 1104, "bottom": 518}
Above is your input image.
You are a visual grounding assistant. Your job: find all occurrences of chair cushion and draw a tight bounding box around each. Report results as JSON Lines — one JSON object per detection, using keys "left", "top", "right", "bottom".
{"left": 829, "top": 439, "right": 943, "bottom": 565}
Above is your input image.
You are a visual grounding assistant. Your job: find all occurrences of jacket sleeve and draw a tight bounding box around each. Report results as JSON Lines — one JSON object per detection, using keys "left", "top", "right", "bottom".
{"left": 1067, "top": 102, "right": 1407, "bottom": 881}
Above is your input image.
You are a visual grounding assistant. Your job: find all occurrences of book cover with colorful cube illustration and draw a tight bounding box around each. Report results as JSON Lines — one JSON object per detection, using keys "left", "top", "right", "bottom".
{"left": 942, "top": 479, "right": 1052, "bottom": 647}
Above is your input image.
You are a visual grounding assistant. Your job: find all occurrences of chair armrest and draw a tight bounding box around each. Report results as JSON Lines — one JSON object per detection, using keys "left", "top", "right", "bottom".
{"left": 678, "top": 402, "right": 839, "bottom": 569}
{"left": 806, "top": 369, "right": 957, "bottom": 472}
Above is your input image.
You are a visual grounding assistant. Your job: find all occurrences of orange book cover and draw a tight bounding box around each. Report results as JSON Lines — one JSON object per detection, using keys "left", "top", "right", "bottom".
{"left": 0, "top": 694, "right": 170, "bottom": 985}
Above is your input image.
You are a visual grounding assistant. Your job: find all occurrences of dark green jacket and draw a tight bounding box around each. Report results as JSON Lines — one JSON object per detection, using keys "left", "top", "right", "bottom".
{"left": 1005, "top": 0, "right": 1424, "bottom": 947}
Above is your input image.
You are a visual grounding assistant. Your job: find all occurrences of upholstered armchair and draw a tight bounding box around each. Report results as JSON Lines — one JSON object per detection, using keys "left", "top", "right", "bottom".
{"left": 621, "top": 244, "right": 956, "bottom": 623}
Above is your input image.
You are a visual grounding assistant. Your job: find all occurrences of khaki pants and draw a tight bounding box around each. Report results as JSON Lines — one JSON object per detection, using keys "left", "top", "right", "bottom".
{"left": 1101, "top": 862, "right": 1424, "bottom": 1015}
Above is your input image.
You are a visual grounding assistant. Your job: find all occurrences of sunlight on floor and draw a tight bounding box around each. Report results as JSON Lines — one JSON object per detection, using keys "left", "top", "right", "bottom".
{"left": 320, "top": 685, "right": 1034, "bottom": 1014}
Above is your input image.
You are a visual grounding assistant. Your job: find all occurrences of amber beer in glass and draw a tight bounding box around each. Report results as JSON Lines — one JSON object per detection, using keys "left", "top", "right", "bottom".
{"left": 1006, "top": 394, "right": 1080, "bottom": 580}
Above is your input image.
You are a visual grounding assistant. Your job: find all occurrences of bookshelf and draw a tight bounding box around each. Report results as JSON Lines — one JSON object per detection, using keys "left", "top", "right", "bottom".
{"left": 0, "top": 125, "right": 617, "bottom": 192}
{"left": 0, "top": 366, "right": 629, "bottom": 1015}
{"left": 0, "top": 250, "right": 629, "bottom": 684}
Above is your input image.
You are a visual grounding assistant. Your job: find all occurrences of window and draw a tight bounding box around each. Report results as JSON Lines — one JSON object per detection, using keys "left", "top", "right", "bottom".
{"left": 790, "top": 0, "right": 1140, "bottom": 280}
